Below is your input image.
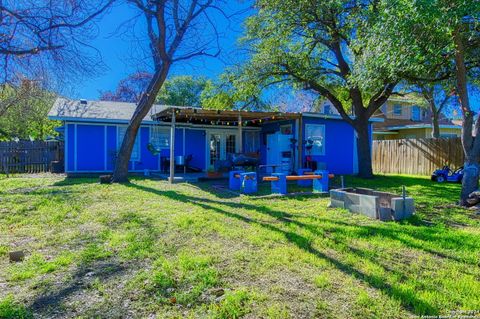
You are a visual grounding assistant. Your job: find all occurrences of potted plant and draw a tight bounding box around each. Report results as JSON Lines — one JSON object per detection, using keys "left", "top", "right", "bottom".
{"left": 206, "top": 165, "right": 221, "bottom": 178}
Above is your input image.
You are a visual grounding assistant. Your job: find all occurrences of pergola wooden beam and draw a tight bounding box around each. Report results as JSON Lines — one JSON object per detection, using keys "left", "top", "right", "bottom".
{"left": 152, "top": 107, "right": 301, "bottom": 124}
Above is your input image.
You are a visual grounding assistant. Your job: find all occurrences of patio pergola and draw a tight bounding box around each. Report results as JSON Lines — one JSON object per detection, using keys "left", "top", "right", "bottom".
{"left": 152, "top": 107, "right": 301, "bottom": 183}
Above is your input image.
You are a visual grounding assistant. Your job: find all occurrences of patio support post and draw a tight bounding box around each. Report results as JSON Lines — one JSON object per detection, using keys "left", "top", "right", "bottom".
{"left": 238, "top": 114, "right": 243, "bottom": 153}
{"left": 297, "top": 116, "right": 303, "bottom": 170}
{"left": 169, "top": 109, "right": 176, "bottom": 183}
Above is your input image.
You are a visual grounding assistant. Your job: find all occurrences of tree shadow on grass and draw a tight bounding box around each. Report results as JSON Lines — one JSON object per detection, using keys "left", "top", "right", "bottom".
{"left": 193, "top": 179, "right": 328, "bottom": 201}
{"left": 26, "top": 202, "right": 162, "bottom": 317}
{"left": 28, "top": 260, "right": 127, "bottom": 317}
{"left": 125, "top": 182, "right": 449, "bottom": 315}
{"left": 52, "top": 177, "right": 100, "bottom": 187}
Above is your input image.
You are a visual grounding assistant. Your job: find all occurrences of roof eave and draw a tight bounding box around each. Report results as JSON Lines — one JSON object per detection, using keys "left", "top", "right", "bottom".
{"left": 385, "top": 124, "right": 462, "bottom": 130}
{"left": 302, "top": 112, "right": 384, "bottom": 122}
{"left": 48, "top": 116, "right": 157, "bottom": 125}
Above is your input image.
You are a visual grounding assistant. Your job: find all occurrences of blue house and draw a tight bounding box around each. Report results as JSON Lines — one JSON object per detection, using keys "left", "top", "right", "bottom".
{"left": 48, "top": 98, "right": 377, "bottom": 176}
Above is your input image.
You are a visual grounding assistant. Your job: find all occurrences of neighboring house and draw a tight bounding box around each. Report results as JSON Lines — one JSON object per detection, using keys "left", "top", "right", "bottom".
{"left": 317, "top": 99, "right": 341, "bottom": 116}
{"left": 372, "top": 96, "right": 461, "bottom": 140}
{"left": 48, "top": 98, "right": 379, "bottom": 175}
{"left": 317, "top": 96, "right": 461, "bottom": 140}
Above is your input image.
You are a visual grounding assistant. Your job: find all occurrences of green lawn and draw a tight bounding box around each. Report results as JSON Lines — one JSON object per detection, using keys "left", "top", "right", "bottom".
{"left": 0, "top": 174, "right": 479, "bottom": 318}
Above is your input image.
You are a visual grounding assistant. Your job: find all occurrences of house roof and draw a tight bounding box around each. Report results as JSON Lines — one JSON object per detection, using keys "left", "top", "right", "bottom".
{"left": 49, "top": 98, "right": 383, "bottom": 126}
{"left": 48, "top": 98, "right": 171, "bottom": 124}
{"left": 372, "top": 116, "right": 461, "bottom": 133}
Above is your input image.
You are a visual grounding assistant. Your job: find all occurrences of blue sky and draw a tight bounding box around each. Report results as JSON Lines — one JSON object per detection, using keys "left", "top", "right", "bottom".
{"left": 74, "top": 2, "right": 250, "bottom": 100}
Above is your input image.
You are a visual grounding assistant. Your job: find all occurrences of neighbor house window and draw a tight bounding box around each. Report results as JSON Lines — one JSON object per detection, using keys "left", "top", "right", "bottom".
{"left": 393, "top": 104, "right": 402, "bottom": 115}
{"left": 280, "top": 124, "right": 292, "bottom": 135}
{"left": 411, "top": 105, "right": 421, "bottom": 121}
{"left": 323, "top": 104, "right": 331, "bottom": 114}
{"left": 118, "top": 126, "right": 140, "bottom": 161}
{"left": 305, "top": 124, "right": 325, "bottom": 156}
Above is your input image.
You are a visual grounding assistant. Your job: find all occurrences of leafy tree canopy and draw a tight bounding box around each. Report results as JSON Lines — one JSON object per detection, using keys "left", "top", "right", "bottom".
{"left": 232, "top": 0, "right": 405, "bottom": 113}
{"left": 361, "top": 0, "right": 480, "bottom": 83}
{"left": 156, "top": 76, "right": 208, "bottom": 107}
{"left": 200, "top": 71, "right": 268, "bottom": 110}
{"left": 0, "top": 81, "right": 58, "bottom": 141}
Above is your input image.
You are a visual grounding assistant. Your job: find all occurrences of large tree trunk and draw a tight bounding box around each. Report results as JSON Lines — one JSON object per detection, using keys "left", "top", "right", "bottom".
{"left": 355, "top": 121, "right": 373, "bottom": 178}
{"left": 461, "top": 160, "right": 480, "bottom": 204}
{"left": 112, "top": 65, "right": 170, "bottom": 183}
{"left": 431, "top": 107, "right": 440, "bottom": 138}
{"left": 453, "top": 29, "right": 480, "bottom": 205}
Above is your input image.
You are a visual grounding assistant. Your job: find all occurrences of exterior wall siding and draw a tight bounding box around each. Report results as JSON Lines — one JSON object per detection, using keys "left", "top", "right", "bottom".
{"left": 385, "top": 101, "right": 421, "bottom": 120}
{"left": 64, "top": 118, "right": 364, "bottom": 175}
{"left": 65, "top": 123, "right": 217, "bottom": 173}
{"left": 185, "top": 129, "right": 206, "bottom": 170}
{"left": 135, "top": 127, "right": 160, "bottom": 171}
{"left": 302, "top": 117, "right": 356, "bottom": 175}
{"left": 174, "top": 128, "right": 184, "bottom": 157}
{"left": 106, "top": 126, "right": 117, "bottom": 171}
{"left": 65, "top": 123, "right": 160, "bottom": 173}
{"left": 66, "top": 124, "right": 75, "bottom": 172}
{"left": 76, "top": 124, "right": 105, "bottom": 171}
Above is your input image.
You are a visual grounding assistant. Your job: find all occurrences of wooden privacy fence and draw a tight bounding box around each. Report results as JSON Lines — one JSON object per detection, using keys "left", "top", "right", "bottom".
{"left": 372, "top": 137, "right": 464, "bottom": 176}
{"left": 0, "top": 141, "right": 64, "bottom": 174}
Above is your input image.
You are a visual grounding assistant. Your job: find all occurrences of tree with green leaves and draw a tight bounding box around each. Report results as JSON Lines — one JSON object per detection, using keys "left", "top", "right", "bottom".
{"left": 233, "top": 0, "right": 407, "bottom": 178}
{"left": 156, "top": 76, "right": 208, "bottom": 106}
{"left": 0, "top": 81, "right": 58, "bottom": 141}
{"left": 367, "top": 0, "right": 480, "bottom": 204}
{"left": 200, "top": 71, "right": 268, "bottom": 110}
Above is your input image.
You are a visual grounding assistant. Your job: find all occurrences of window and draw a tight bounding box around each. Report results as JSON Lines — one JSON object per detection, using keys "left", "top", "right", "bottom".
{"left": 393, "top": 104, "right": 402, "bottom": 115}
{"left": 150, "top": 127, "right": 170, "bottom": 149}
{"left": 244, "top": 131, "right": 260, "bottom": 153}
{"left": 411, "top": 105, "right": 421, "bottom": 121}
{"left": 226, "top": 134, "right": 236, "bottom": 155}
{"left": 118, "top": 126, "right": 140, "bottom": 161}
{"left": 323, "top": 104, "right": 331, "bottom": 114}
{"left": 305, "top": 124, "right": 325, "bottom": 155}
{"left": 209, "top": 134, "right": 221, "bottom": 165}
{"left": 280, "top": 124, "right": 292, "bottom": 135}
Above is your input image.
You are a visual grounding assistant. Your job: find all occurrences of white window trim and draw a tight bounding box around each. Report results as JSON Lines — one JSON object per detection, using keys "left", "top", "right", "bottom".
{"left": 305, "top": 124, "right": 326, "bottom": 156}
{"left": 117, "top": 125, "right": 141, "bottom": 162}
{"left": 149, "top": 126, "right": 170, "bottom": 149}
{"left": 393, "top": 104, "right": 402, "bottom": 115}
{"left": 205, "top": 130, "right": 240, "bottom": 169}
{"left": 244, "top": 131, "right": 260, "bottom": 153}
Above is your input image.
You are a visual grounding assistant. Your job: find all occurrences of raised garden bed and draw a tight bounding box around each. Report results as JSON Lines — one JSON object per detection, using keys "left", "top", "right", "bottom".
{"left": 329, "top": 187, "right": 414, "bottom": 221}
